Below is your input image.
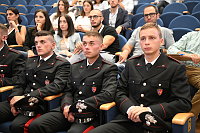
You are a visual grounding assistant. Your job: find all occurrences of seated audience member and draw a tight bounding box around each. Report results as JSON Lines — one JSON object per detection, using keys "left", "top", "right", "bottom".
{"left": 26, "top": 31, "right": 118, "bottom": 133}
{"left": 89, "top": 22, "right": 191, "bottom": 133}
{"left": 5, "top": 7, "right": 26, "bottom": 46}
{"left": 118, "top": 0, "right": 134, "bottom": 14}
{"left": 93, "top": 0, "right": 109, "bottom": 11}
{"left": 0, "top": 30, "right": 70, "bottom": 133}
{"left": 54, "top": 14, "right": 81, "bottom": 58}
{"left": 154, "top": 0, "right": 176, "bottom": 14}
{"left": 118, "top": 5, "right": 175, "bottom": 64}
{"left": 167, "top": 30, "right": 200, "bottom": 119}
{"left": 50, "top": 0, "right": 75, "bottom": 31}
{"left": 0, "top": 23, "right": 25, "bottom": 87}
{"left": 75, "top": 0, "right": 93, "bottom": 33}
{"left": 24, "top": 9, "right": 53, "bottom": 57}
{"left": 102, "top": 0, "right": 131, "bottom": 35}
{"left": 90, "top": 9, "right": 119, "bottom": 55}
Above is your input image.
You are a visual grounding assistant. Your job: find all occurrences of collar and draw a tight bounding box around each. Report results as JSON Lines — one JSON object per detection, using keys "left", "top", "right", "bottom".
{"left": 40, "top": 53, "right": 54, "bottom": 61}
{"left": 145, "top": 54, "right": 160, "bottom": 65}
{"left": 109, "top": 6, "right": 119, "bottom": 16}
{"left": 86, "top": 59, "right": 94, "bottom": 66}
{"left": 0, "top": 44, "right": 4, "bottom": 52}
{"left": 98, "top": 25, "right": 104, "bottom": 33}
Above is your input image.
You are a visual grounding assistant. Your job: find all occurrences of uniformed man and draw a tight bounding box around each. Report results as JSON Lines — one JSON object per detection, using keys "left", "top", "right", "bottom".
{"left": 0, "top": 23, "right": 25, "bottom": 88}
{"left": 27, "top": 31, "right": 118, "bottom": 133}
{"left": 0, "top": 30, "right": 71, "bottom": 133}
{"left": 89, "top": 23, "right": 192, "bottom": 133}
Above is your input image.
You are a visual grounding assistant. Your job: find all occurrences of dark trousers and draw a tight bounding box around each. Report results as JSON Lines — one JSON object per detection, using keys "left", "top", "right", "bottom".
{"left": 0, "top": 101, "right": 15, "bottom": 123}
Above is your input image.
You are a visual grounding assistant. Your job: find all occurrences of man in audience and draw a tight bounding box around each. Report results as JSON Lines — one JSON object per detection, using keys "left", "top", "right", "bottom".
{"left": 89, "top": 22, "right": 191, "bottom": 133}
{"left": 0, "top": 23, "right": 25, "bottom": 88}
{"left": 27, "top": 31, "right": 118, "bottom": 133}
{"left": 118, "top": 5, "right": 175, "bottom": 64}
{"left": 102, "top": 0, "right": 131, "bottom": 35}
{"left": 0, "top": 31, "right": 71, "bottom": 133}
{"left": 168, "top": 30, "right": 200, "bottom": 119}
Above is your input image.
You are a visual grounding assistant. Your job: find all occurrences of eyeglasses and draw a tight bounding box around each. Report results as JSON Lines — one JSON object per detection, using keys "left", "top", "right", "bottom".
{"left": 88, "top": 15, "right": 102, "bottom": 19}
{"left": 144, "top": 13, "right": 157, "bottom": 18}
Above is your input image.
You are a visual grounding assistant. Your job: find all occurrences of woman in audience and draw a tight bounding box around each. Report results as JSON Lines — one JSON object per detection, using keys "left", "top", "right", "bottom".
{"left": 93, "top": 0, "right": 109, "bottom": 11}
{"left": 50, "top": 0, "right": 75, "bottom": 31}
{"left": 24, "top": 9, "right": 53, "bottom": 57}
{"left": 75, "top": 0, "right": 93, "bottom": 32}
{"left": 5, "top": 7, "right": 26, "bottom": 46}
{"left": 54, "top": 14, "right": 81, "bottom": 58}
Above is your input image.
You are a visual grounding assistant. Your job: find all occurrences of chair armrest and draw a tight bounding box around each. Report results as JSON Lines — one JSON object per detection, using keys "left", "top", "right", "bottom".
{"left": 44, "top": 93, "right": 63, "bottom": 101}
{"left": 0, "top": 86, "right": 14, "bottom": 93}
{"left": 172, "top": 113, "right": 194, "bottom": 125}
{"left": 8, "top": 45, "right": 23, "bottom": 48}
{"left": 195, "top": 28, "right": 200, "bottom": 31}
{"left": 100, "top": 102, "right": 116, "bottom": 111}
{"left": 167, "top": 54, "right": 192, "bottom": 61}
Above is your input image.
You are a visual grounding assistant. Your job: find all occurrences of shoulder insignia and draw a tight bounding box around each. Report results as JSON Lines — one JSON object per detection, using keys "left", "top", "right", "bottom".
{"left": 167, "top": 55, "right": 181, "bottom": 64}
{"left": 102, "top": 59, "right": 113, "bottom": 65}
{"left": 72, "top": 59, "right": 84, "bottom": 64}
{"left": 56, "top": 55, "right": 67, "bottom": 62}
{"left": 8, "top": 48, "right": 21, "bottom": 54}
{"left": 128, "top": 54, "right": 143, "bottom": 60}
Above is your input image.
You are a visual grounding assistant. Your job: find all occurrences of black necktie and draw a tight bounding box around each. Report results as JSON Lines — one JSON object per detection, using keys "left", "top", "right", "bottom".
{"left": 146, "top": 63, "right": 152, "bottom": 71}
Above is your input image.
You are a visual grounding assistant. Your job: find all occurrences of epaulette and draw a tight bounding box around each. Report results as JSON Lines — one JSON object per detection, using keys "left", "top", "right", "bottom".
{"left": 72, "top": 59, "right": 84, "bottom": 65}
{"left": 8, "top": 48, "right": 21, "bottom": 54}
{"left": 102, "top": 58, "right": 113, "bottom": 65}
{"left": 167, "top": 55, "right": 181, "bottom": 64}
{"left": 128, "top": 54, "right": 143, "bottom": 60}
{"left": 56, "top": 55, "right": 67, "bottom": 62}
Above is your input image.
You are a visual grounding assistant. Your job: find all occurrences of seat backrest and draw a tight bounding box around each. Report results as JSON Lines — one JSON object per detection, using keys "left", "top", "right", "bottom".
{"left": 192, "top": 2, "right": 200, "bottom": 14}
{"left": 160, "top": 12, "right": 182, "bottom": 28}
{"left": 172, "top": 27, "right": 193, "bottom": 42}
{"left": 192, "top": 11, "right": 200, "bottom": 22}
{"left": 15, "top": 6, "right": 28, "bottom": 14}
{"left": 138, "top": 0, "right": 155, "bottom": 4}
{"left": 135, "top": 17, "right": 163, "bottom": 29}
{"left": 118, "top": 34, "right": 127, "bottom": 51}
{"left": 12, "top": 0, "right": 27, "bottom": 6}
{"left": 131, "top": 13, "right": 143, "bottom": 29}
{"left": 0, "top": 0, "right": 11, "bottom": 6}
{"left": 45, "top": 0, "right": 57, "bottom": 6}
{"left": 20, "top": 15, "right": 28, "bottom": 26}
{"left": 184, "top": 1, "right": 199, "bottom": 14}
{"left": 163, "top": 3, "right": 188, "bottom": 14}
{"left": 0, "top": 5, "right": 8, "bottom": 14}
{"left": 30, "top": 6, "right": 47, "bottom": 13}
{"left": 28, "top": 0, "right": 43, "bottom": 6}
{"left": 0, "top": 14, "right": 6, "bottom": 24}
{"left": 26, "top": 13, "right": 34, "bottom": 25}
{"left": 168, "top": 15, "right": 200, "bottom": 30}
{"left": 136, "top": 3, "right": 152, "bottom": 14}
{"left": 49, "top": 7, "right": 57, "bottom": 15}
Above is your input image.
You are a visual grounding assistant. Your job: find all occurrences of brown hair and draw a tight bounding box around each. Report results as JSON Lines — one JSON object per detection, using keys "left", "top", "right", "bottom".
{"left": 83, "top": 31, "right": 103, "bottom": 43}
{"left": 81, "top": 0, "right": 94, "bottom": 17}
{"left": 140, "top": 22, "right": 162, "bottom": 38}
{"left": 0, "top": 23, "right": 8, "bottom": 35}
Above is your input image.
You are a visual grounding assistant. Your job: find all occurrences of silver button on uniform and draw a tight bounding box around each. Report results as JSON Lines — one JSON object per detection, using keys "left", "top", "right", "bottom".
{"left": 141, "top": 94, "right": 144, "bottom": 97}
{"left": 79, "top": 91, "right": 82, "bottom": 95}
{"left": 33, "top": 83, "right": 36, "bottom": 86}
{"left": 140, "top": 104, "right": 144, "bottom": 107}
{"left": 143, "top": 82, "right": 146, "bottom": 86}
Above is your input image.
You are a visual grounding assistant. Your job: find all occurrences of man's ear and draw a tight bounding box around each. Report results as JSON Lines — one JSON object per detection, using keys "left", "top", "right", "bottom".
{"left": 2, "top": 35, "right": 8, "bottom": 42}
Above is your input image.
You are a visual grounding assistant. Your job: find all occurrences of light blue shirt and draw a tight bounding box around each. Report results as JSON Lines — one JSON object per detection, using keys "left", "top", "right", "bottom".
{"left": 167, "top": 31, "right": 200, "bottom": 67}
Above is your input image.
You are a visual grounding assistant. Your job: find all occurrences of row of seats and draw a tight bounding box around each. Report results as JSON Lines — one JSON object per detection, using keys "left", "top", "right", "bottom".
{"left": 0, "top": 0, "right": 57, "bottom": 6}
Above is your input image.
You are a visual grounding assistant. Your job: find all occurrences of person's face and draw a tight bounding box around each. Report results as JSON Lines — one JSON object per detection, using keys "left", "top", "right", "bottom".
{"left": 35, "top": 12, "right": 46, "bottom": 25}
{"left": 139, "top": 27, "right": 163, "bottom": 56}
{"left": 95, "top": 0, "right": 101, "bottom": 3}
{"left": 82, "top": 36, "right": 102, "bottom": 59}
{"left": 0, "top": 30, "right": 7, "bottom": 45}
{"left": 83, "top": 2, "right": 92, "bottom": 14}
{"left": 35, "top": 36, "right": 55, "bottom": 58}
{"left": 59, "top": 16, "right": 68, "bottom": 31}
{"left": 6, "top": 10, "right": 18, "bottom": 22}
{"left": 109, "top": 0, "right": 119, "bottom": 8}
{"left": 58, "top": 1, "right": 65, "bottom": 13}
{"left": 89, "top": 10, "right": 103, "bottom": 28}
{"left": 143, "top": 6, "right": 159, "bottom": 23}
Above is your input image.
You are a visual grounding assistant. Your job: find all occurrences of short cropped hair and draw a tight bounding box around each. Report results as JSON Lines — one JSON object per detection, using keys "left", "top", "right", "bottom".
{"left": 0, "top": 23, "right": 8, "bottom": 35}
{"left": 35, "top": 30, "right": 55, "bottom": 42}
{"left": 83, "top": 31, "right": 103, "bottom": 43}
{"left": 144, "top": 5, "right": 159, "bottom": 14}
{"left": 140, "top": 23, "right": 162, "bottom": 38}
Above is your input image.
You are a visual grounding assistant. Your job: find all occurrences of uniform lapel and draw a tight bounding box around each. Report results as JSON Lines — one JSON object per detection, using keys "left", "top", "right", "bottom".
{"left": 0, "top": 45, "right": 9, "bottom": 61}
{"left": 34, "top": 53, "right": 57, "bottom": 72}
{"left": 136, "top": 54, "right": 168, "bottom": 80}
{"left": 79, "top": 56, "right": 102, "bottom": 82}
